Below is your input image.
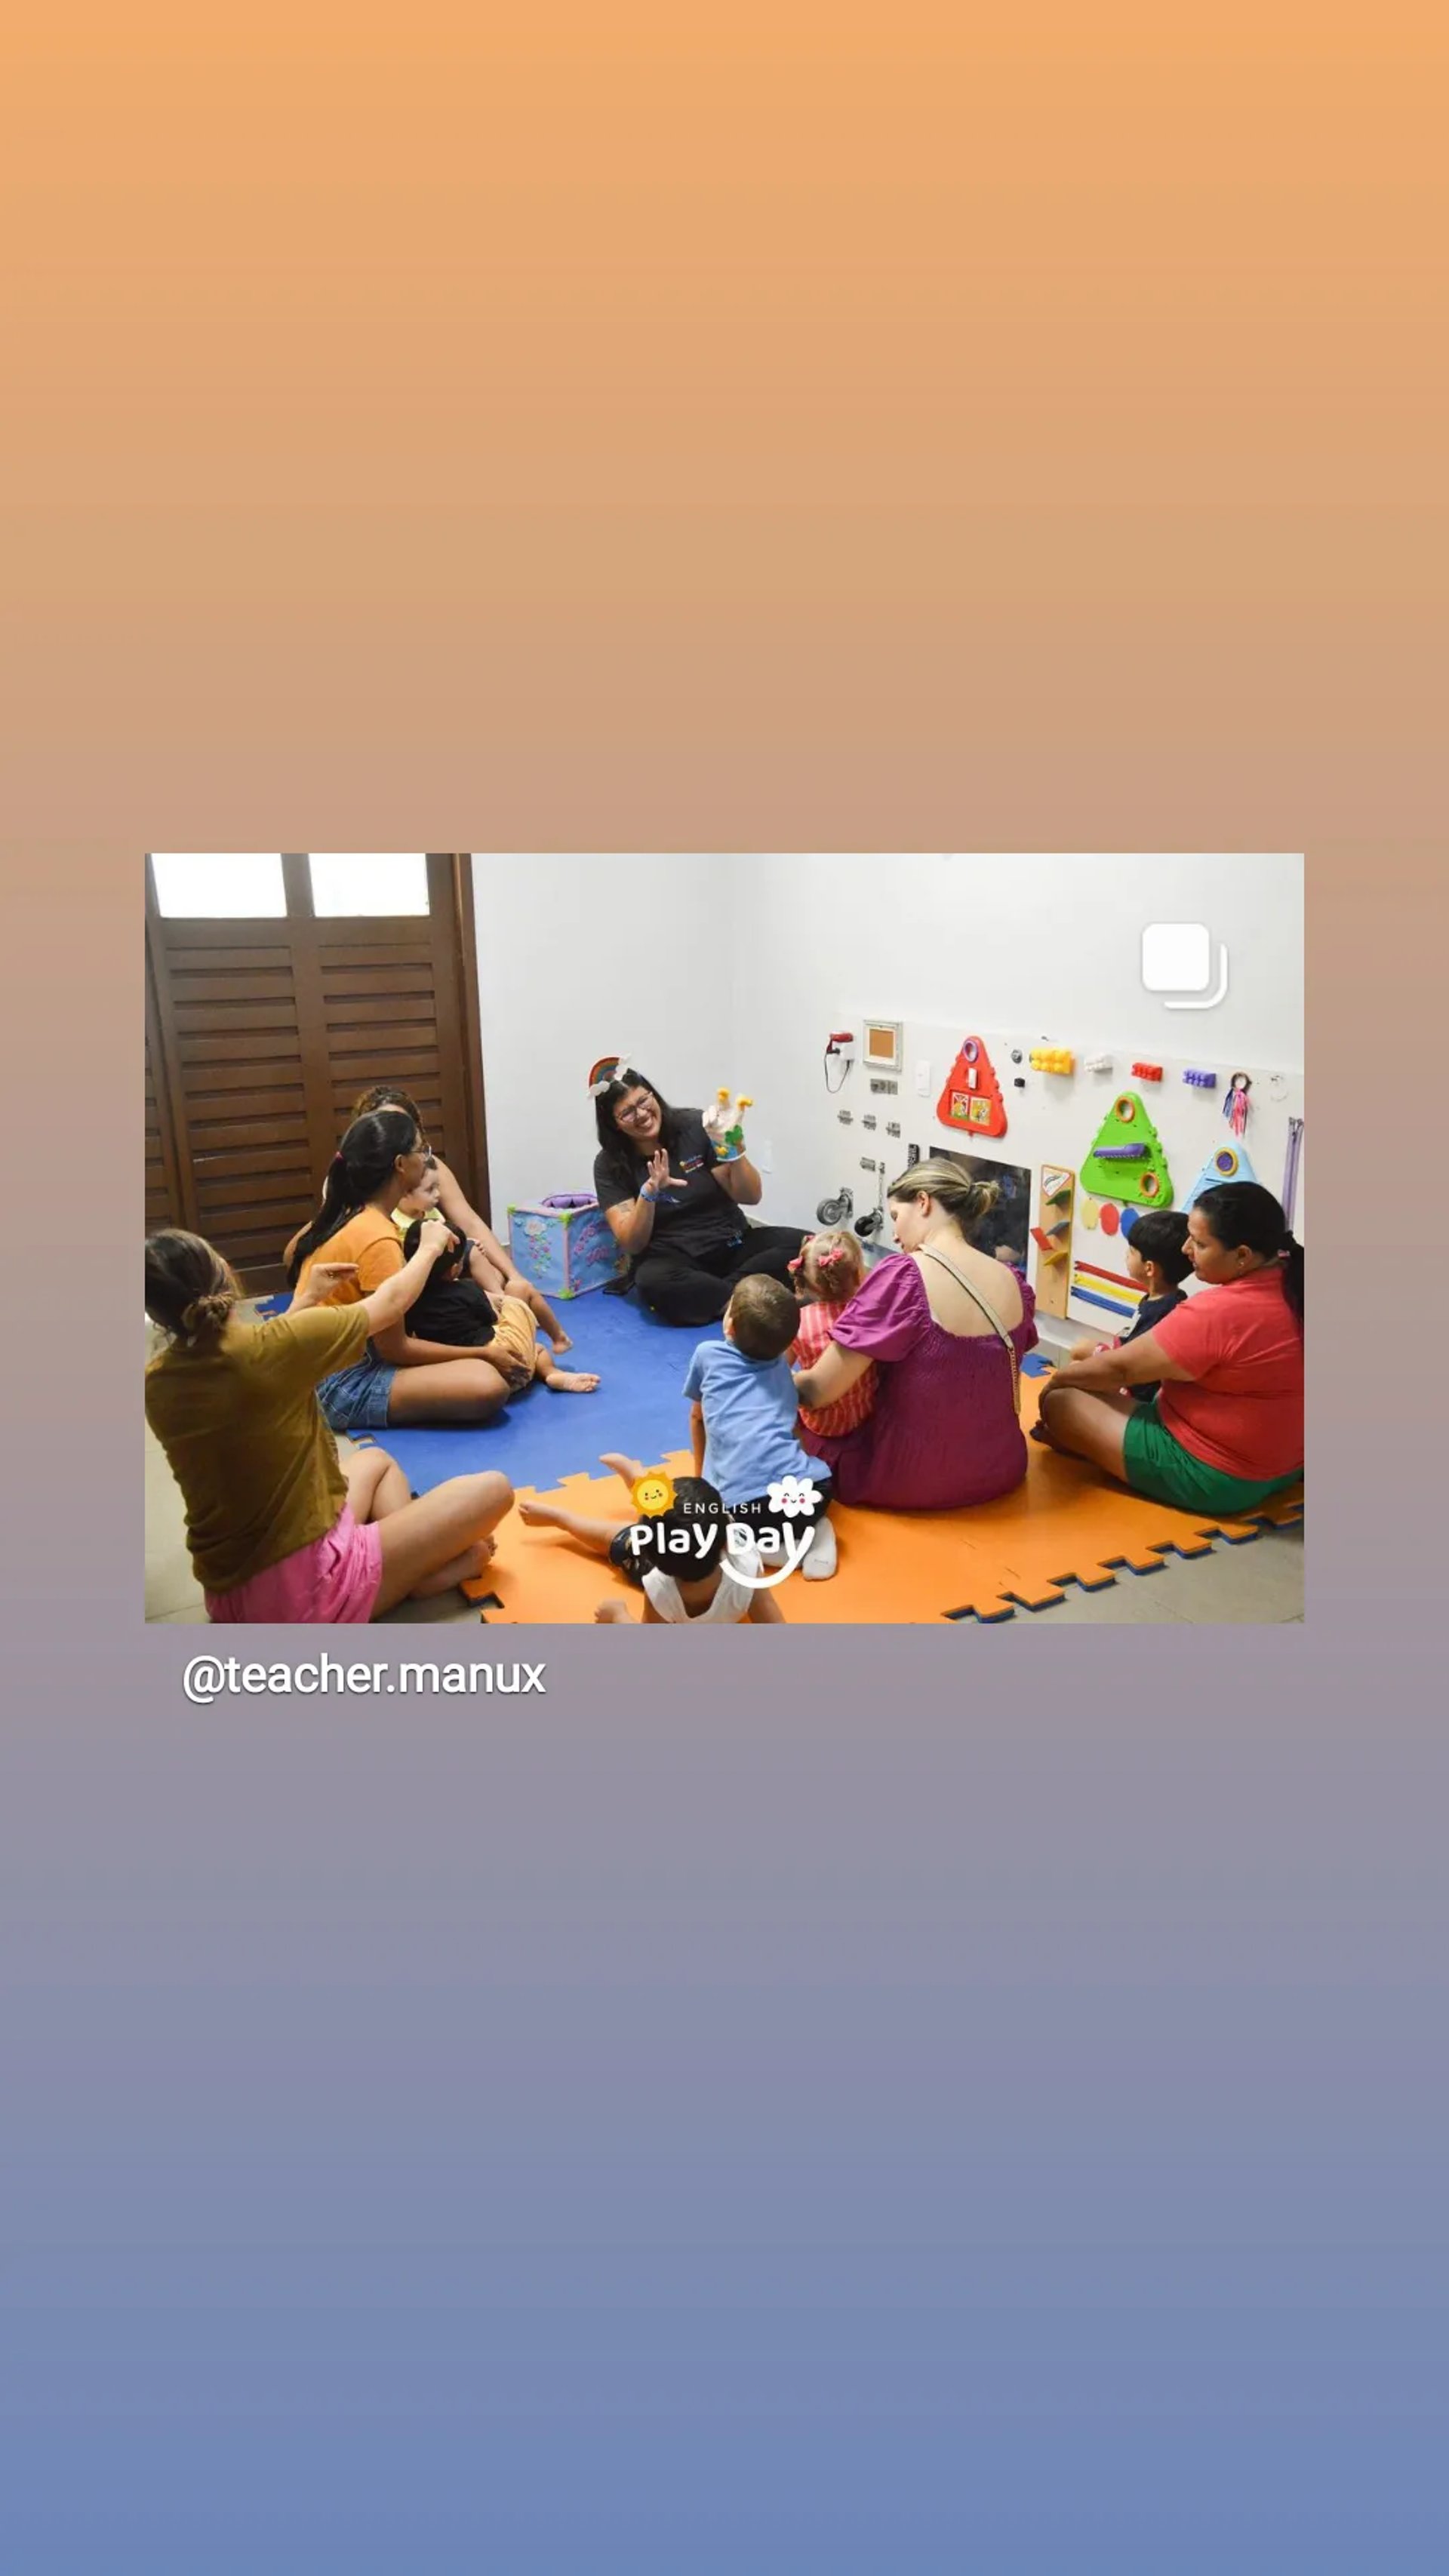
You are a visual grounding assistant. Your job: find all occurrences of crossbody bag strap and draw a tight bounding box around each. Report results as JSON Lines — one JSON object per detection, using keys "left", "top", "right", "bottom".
{"left": 916, "top": 1246, "right": 1023, "bottom": 1417}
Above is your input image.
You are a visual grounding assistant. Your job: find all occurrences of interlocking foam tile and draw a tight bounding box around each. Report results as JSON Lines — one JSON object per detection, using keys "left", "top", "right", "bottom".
{"left": 461, "top": 1390, "right": 1303, "bottom": 1626}
{"left": 462, "top": 1455, "right": 700, "bottom": 1626}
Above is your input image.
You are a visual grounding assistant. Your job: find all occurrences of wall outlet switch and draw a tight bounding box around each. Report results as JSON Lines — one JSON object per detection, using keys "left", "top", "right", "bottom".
{"left": 915, "top": 1060, "right": 932, "bottom": 1098}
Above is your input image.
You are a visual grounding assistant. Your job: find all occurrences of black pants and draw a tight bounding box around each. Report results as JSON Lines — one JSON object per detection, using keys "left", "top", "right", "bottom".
{"left": 634, "top": 1226, "right": 808, "bottom": 1328}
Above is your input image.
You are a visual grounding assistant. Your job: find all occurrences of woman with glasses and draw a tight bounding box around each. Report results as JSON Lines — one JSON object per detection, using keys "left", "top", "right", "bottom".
{"left": 591, "top": 1061, "right": 807, "bottom": 1327}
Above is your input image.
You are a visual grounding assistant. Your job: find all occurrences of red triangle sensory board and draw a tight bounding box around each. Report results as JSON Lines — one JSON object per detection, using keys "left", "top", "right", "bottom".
{"left": 936, "top": 1036, "right": 1008, "bottom": 1140}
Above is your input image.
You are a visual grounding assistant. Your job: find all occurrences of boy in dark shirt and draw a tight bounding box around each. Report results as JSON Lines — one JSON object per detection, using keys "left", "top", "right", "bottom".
{"left": 1069, "top": 1207, "right": 1192, "bottom": 1402}
{"left": 400, "top": 1223, "right": 600, "bottom": 1398}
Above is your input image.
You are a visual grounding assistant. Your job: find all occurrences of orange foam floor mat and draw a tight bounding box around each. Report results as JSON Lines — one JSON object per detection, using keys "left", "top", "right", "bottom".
{"left": 463, "top": 1380, "right": 1303, "bottom": 1625}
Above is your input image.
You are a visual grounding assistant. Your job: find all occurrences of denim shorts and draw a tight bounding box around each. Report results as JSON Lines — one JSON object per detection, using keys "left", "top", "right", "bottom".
{"left": 317, "top": 1349, "right": 397, "bottom": 1433}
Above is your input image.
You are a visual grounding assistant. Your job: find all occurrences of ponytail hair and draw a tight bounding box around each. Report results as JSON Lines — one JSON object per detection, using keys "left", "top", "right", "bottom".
{"left": 795, "top": 1227, "right": 868, "bottom": 1303}
{"left": 146, "top": 1229, "right": 242, "bottom": 1346}
{"left": 1193, "top": 1180, "right": 1304, "bottom": 1328}
{"left": 287, "top": 1109, "right": 420, "bottom": 1285}
{"left": 888, "top": 1156, "right": 1003, "bottom": 1239}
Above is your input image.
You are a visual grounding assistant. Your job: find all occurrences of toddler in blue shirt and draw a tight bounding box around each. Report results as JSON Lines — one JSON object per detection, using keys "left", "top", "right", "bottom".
{"left": 684, "top": 1274, "right": 837, "bottom": 1581}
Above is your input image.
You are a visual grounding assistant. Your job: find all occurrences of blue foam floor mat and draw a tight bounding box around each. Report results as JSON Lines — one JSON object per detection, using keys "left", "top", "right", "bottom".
{"left": 250, "top": 1289, "right": 1055, "bottom": 1497}
{"left": 290, "top": 1291, "right": 723, "bottom": 1495}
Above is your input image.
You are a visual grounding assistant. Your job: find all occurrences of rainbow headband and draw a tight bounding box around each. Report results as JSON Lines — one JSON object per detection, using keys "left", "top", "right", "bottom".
{"left": 587, "top": 1054, "right": 635, "bottom": 1097}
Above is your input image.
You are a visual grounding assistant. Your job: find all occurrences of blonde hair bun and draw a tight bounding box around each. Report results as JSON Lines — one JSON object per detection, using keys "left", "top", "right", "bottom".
{"left": 888, "top": 1157, "right": 1002, "bottom": 1229}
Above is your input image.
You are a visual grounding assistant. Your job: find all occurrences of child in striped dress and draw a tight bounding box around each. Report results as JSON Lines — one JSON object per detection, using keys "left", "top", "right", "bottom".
{"left": 789, "top": 1231, "right": 879, "bottom": 1440}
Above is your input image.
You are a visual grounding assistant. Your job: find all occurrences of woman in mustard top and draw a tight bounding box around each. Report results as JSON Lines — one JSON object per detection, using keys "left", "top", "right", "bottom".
{"left": 146, "top": 1224, "right": 513, "bottom": 1623}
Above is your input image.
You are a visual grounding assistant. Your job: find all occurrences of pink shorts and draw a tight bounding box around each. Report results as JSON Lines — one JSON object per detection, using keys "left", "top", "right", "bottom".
{"left": 205, "top": 1506, "right": 384, "bottom": 1626}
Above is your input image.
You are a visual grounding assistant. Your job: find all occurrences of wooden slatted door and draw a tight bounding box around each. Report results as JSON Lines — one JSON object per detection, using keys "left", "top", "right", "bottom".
{"left": 145, "top": 856, "right": 486, "bottom": 1295}
{"left": 145, "top": 948, "right": 185, "bottom": 1237}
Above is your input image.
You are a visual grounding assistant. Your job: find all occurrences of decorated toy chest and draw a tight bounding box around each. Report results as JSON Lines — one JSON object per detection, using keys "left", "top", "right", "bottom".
{"left": 508, "top": 1194, "right": 629, "bottom": 1299}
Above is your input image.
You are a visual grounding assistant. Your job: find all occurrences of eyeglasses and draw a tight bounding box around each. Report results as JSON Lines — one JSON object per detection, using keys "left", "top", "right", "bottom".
{"left": 617, "top": 1094, "right": 655, "bottom": 1126}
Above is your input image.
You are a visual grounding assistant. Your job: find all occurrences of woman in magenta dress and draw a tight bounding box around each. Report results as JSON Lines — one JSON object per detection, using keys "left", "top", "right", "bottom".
{"left": 792, "top": 1159, "right": 1038, "bottom": 1510}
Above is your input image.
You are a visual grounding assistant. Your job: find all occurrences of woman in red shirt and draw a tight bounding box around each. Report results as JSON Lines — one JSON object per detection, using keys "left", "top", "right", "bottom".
{"left": 1036, "top": 1182, "right": 1303, "bottom": 1515}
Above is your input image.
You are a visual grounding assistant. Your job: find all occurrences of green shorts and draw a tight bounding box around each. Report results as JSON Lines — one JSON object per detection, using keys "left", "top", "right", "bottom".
{"left": 1121, "top": 1399, "right": 1303, "bottom": 1518}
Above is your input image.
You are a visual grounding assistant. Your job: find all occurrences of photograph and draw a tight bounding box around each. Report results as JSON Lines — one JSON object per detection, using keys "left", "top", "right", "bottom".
{"left": 145, "top": 852, "right": 1305, "bottom": 1627}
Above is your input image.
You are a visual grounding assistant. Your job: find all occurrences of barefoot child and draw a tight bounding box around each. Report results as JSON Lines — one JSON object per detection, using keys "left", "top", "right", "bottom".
{"left": 399, "top": 1220, "right": 600, "bottom": 1399}
{"left": 685, "top": 1275, "right": 838, "bottom": 1580}
{"left": 519, "top": 1458, "right": 785, "bottom": 1623}
{"left": 145, "top": 1226, "right": 513, "bottom": 1622}
{"left": 788, "top": 1229, "right": 878, "bottom": 1440}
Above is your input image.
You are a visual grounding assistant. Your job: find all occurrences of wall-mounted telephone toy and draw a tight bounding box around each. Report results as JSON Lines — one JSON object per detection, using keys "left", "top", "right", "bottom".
{"left": 824, "top": 1031, "right": 857, "bottom": 1094}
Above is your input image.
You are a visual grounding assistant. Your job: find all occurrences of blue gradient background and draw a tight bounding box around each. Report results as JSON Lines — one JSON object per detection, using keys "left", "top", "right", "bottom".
{"left": 5, "top": 1657, "right": 1446, "bottom": 2571}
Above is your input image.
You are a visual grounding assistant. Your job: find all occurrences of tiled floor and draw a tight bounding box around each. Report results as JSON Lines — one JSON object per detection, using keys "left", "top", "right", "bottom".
{"left": 1018, "top": 1519, "right": 1303, "bottom": 1622}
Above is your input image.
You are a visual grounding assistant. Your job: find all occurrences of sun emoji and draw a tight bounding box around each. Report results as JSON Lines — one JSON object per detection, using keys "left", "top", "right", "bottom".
{"left": 631, "top": 1470, "right": 676, "bottom": 1518}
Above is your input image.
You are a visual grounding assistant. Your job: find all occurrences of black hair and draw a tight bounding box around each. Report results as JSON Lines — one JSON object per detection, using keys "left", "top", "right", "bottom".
{"left": 728, "top": 1273, "right": 801, "bottom": 1362}
{"left": 621, "top": 1478, "right": 728, "bottom": 1583}
{"left": 1127, "top": 1207, "right": 1192, "bottom": 1288}
{"left": 146, "top": 1229, "right": 241, "bottom": 1344}
{"left": 401, "top": 1218, "right": 466, "bottom": 1277}
{"left": 1194, "top": 1180, "right": 1304, "bottom": 1327}
{"left": 592, "top": 1066, "right": 681, "bottom": 1187}
{"left": 287, "top": 1109, "right": 420, "bottom": 1285}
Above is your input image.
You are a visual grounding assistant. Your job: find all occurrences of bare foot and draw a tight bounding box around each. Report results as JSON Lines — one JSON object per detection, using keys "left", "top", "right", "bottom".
{"left": 518, "top": 1497, "right": 564, "bottom": 1528}
{"left": 547, "top": 1369, "right": 600, "bottom": 1394}
{"left": 600, "top": 1453, "right": 646, "bottom": 1487}
{"left": 550, "top": 1331, "right": 574, "bottom": 1355}
{"left": 594, "top": 1599, "right": 634, "bottom": 1623}
{"left": 409, "top": 1537, "right": 494, "bottom": 1600}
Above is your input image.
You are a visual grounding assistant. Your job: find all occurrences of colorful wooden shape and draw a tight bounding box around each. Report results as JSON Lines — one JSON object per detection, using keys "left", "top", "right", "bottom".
{"left": 1069, "top": 1257, "right": 1143, "bottom": 1325}
{"left": 1080, "top": 1092, "right": 1173, "bottom": 1207}
{"left": 1034, "top": 1165, "right": 1076, "bottom": 1319}
{"left": 1184, "top": 1142, "right": 1258, "bottom": 1206}
{"left": 936, "top": 1035, "right": 1008, "bottom": 1140}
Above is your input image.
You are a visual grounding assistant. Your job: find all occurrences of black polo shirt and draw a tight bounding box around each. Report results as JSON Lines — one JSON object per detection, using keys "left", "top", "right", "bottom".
{"left": 593, "top": 1108, "right": 746, "bottom": 1260}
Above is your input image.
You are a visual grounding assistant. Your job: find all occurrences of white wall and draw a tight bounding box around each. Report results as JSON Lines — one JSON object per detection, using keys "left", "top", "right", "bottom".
{"left": 726, "top": 854, "right": 1304, "bottom": 1232}
{"left": 477, "top": 853, "right": 1305, "bottom": 1242}
{"left": 474, "top": 857, "right": 731, "bottom": 1220}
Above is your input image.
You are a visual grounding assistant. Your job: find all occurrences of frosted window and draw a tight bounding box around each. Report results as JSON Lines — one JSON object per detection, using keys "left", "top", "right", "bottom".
{"left": 150, "top": 854, "right": 286, "bottom": 917}
{"left": 308, "top": 854, "right": 430, "bottom": 916}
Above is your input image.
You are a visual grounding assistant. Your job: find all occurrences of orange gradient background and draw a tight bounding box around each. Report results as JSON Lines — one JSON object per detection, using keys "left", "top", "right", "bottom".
{"left": 2, "top": 5, "right": 1444, "bottom": 845}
